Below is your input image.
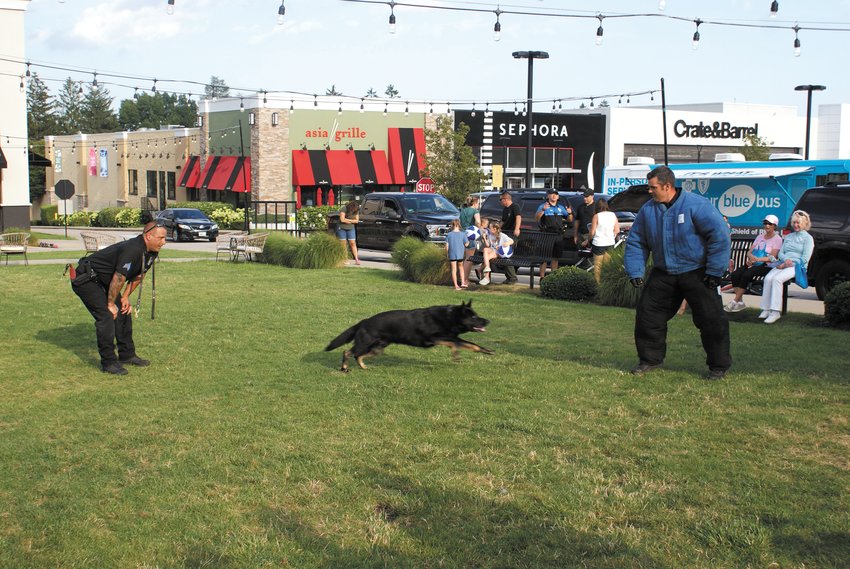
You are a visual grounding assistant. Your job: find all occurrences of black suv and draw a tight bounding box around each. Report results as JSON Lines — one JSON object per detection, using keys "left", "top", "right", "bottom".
{"left": 790, "top": 183, "right": 850, "bottom": 299}
{"left": 330, "top": 192, "right": 460, "bottom": 251}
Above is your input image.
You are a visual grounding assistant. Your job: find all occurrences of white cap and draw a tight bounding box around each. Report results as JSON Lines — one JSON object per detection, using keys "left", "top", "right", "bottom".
{"left": 763, "top": 214, "right": 779, "bottom": 226}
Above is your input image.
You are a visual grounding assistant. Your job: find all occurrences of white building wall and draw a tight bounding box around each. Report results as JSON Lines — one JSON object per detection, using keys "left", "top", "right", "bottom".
{"left": 816, "top": 104, "right": 850, "bottom": 160}
{"left": 0, "top": 0, "right": 31, "bottom": 214}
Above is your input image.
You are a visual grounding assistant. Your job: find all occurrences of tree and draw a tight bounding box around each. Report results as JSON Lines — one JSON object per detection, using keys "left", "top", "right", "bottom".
{"left": 204, "top": 76, "right": 230, "bottom": 99}
{"left": 385, "top": 84, "right": 400, "bottom": 99}
{"left": 118, "top": 92, "right": 198, "bottom": 131}
{"left": 325, "top": 84, "right": 342, "bottom": 96}
{"left": 26, "top": 72, "right": 56, "bottom": 202}
{"left": 598, "top": 99, "right": 610, "bottom": 108}
{"left": 740, "top": 133, "right": 772, "bottom": 162}
{"left": 56, "top": 77, "right": 84, "bottom": 134}
{"left": 80, "top": 84, "right": 119, "bottom": 133}
{"left": 423, "top": 115, "right": 484, "bottom": 206}
{"left": 365, "top": 88, "right": 378, "bottom": 98}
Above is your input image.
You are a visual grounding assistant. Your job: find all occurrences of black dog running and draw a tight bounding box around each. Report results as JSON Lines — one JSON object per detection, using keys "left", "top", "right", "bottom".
{"left": 325, "top": 301, "right": 494, "bottom": 372}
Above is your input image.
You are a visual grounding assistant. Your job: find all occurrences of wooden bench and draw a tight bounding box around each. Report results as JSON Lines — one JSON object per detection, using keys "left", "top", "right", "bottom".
{"left": 468, "top": 230, "right": 558, "bottom": 289}
{"left": 725, "top": 237, "right": 792, "bottom": 314}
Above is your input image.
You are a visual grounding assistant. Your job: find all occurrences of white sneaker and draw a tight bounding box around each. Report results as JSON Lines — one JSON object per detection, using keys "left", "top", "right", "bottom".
{"left": 724, "top": 300, "right": 746, "bottom": 313}
{"left": 479, "top": 276, "right": 490, "bottom": 286}
{"left": 758, "top": 310, "right": 770, "bottom": 319}
{"left": 764, "top": 311, "right": 781, "bottom": 324}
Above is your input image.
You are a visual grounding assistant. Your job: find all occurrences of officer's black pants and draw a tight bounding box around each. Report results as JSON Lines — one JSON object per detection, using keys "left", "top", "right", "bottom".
{"left": 72, "top": 279, "right": 135, "bottom": 367}
{"left": 635, "top": 267, "right": 731, "bottom": 372}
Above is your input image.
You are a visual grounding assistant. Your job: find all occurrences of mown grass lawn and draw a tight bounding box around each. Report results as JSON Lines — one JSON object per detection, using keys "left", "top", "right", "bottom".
{"left": 1, "top": 262, "right": 847, "bottom": 568}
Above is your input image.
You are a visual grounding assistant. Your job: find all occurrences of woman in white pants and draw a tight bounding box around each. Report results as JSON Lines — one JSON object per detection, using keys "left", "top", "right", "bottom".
{"left": 760, "top": 210, "right": 814, "bottom": 324}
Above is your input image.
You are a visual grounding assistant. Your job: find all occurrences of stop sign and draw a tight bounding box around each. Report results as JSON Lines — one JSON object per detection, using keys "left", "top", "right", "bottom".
{"left": 55, "top": 179, "right": 75, "bottom": 200}
{"left": 415, "top": 177, "right": 434, "bottom": 193}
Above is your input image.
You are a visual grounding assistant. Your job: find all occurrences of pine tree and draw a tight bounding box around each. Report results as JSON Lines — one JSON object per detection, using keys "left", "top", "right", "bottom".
{"left": 118, "top": 92, "right": 198, "bottom": 131}
{"left": 80, "top": 84, "right": 119, "bottom": 133}
{"left": 204, "top": 76, "right": 230, "bottom": 99}
{"left": 26, "top": 72, "right": 56, "bottom": 202}
{"left": 56, "top": 77, "right": 84, "bottom": 134}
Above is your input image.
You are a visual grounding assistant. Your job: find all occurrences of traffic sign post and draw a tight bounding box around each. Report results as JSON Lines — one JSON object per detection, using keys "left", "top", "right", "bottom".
{"left": 54, "top": 180, "right": 75, "bottom": 238}
{"left": 415, "top": 177, "right": 435, "bottom": 193}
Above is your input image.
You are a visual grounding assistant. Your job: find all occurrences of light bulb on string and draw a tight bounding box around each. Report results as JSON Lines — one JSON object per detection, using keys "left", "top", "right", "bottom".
{"left": 471, "top": 102, "right": 476, "bottom": 117}
{"left": 25, "top": 62, "right": 31, "bottom": 78}
{"left": 388, "top": 1, "right": 397, "bottom": 34}
{"left": 770, "top": 1, "right": 779, "bottom": 18}
{"left": 793, "top": 25, "right": 801, "bottom": 57}
{"left": 658, "top": 0, "right": 666, "bottom": 10}
{"left": 692, "top": 19, "right": 702, "bottom": 50}
{"left": 493, "top": 9, "right": 502, "bottom": 42}
{"left": 19, "top": 75, "right": 25, "bottom": 93}
{"left": 167, "top": 0, "right": 174, "bottom": 15}
{"left": 277, "top": 1, "right": 285, "bottom": 25}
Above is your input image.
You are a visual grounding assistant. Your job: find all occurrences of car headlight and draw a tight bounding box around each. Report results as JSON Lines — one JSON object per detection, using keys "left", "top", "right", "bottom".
{"left": 426, "top": 224, "right": 448, "bottom": 238}
{"left": 178, "top": 223, "right": 191, "bottom": 230}
{"left": 210, "top": 224, "right": 219, "bottom": 230}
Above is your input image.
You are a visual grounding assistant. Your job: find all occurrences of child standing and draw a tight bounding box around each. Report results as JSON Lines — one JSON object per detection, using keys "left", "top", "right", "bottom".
{"left": 479, "top": 220, "right": 514, "bottom": 286}
{"left": 445, "top": 219, "right": 467, "bottom": 290}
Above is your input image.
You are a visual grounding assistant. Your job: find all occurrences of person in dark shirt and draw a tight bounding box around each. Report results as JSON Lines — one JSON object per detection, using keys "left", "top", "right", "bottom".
{"left": 498, "top": 191, "right": 522, "bottom": 284}
{"left": 71, "top": 221, "right": 167, "bottom": 375}
{"left": 573, "top": 188, "right": 596, "bottom": 247}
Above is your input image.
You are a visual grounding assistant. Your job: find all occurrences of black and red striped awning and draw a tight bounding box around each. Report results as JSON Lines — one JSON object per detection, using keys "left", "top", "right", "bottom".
{"left": 199, "top": 156, "right": 251, "bottom": 193}
{"left": 178, "top": 155, "right": 201, "bottom": 188}
{"left": 292, "top": 149, "right": 392, "bottom": 186}
{"left": 387, "top": 128, "right": 426, "bottom": 184}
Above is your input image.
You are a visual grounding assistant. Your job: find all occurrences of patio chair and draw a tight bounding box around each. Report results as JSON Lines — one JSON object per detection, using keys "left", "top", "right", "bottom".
{"left": 0, "top": 232, "right": 30, "bottom": 265}
{"left": 81, "top": 232, "right": 117, "bottom": 253}
{"left": 233, "top": 232, "right": 269, "bottom": 262}
{"left": 215, "top": 232, "right": 247, "bottom": 261}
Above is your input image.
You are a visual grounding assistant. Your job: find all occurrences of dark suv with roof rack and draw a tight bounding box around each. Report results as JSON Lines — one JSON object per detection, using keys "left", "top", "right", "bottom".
{"left": 790, "top": 183, "right": 850, "bottom": 300}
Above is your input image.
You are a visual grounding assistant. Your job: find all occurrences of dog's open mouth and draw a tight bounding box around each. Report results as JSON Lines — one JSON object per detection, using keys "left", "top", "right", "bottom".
{"left": 472, "top": 326, "right": 486, "bottom": 333}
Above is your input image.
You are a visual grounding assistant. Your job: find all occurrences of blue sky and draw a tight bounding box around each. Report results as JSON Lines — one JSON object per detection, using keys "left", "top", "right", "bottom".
{"left": 20, "top": 0, "right": 850, "bottom": 113}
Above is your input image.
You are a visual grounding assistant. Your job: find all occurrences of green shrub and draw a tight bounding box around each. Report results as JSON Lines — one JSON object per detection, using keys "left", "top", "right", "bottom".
{"left": 296, "top": 206, "right": 338, "bottom": 231}
{"left": 540, "top": 266, "right": 597, "bottom": 302}
{"left": 596, "top": 246, "right": 651, "bottom": 308}
{"left": 40, "top": 205, "right": 58, "bottom": 225}
{"left": 66, "top": 210, "right": 93, "bottom": 227}
{"left": 94, "top": 207, "right": 123, "bottom": 227}
{"left": 293, "top": 231, "right": 347, "bottom": 269}
{"left": 408, "top": 243, "right": 450, "bottom": 285}
{"left": 391, "top": 236, "right": 424, "bottom": 281}
{"left": 115, "top": 208, "right": 142, "bottom": 227}
{"left": 263, "top": 232, "right": 303, "bottom": 267}
{"left": 824, "top": 281, "right": 850, "bottom": 329}
{"left": 209, "top": 207, "right": 246, "bottom": 230}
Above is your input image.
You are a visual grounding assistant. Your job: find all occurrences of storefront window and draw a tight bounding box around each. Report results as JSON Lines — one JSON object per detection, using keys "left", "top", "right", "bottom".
{"left": 534, "top": 148, "right": 554, "bottom": 169}
{"left": 129, "top": 169, "right": 138, "bottom": 195}
{"left": 167, "top": 172, "right": 176, "bottom": 200}
{"left": 507, "top": 148, "right": 526, "bottom": 169}
{"left": 146, "top": 171, "right": 157, "bottom": 197}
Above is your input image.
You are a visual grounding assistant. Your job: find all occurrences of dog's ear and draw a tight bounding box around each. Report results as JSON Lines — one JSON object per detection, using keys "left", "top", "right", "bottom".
{"left": 462, "top": 299, "right": 472, "bottom": 308}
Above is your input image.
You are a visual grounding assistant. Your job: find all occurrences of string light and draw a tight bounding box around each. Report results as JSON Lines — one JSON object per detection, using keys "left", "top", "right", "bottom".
{"left": 404, "top": 101, "right": 409, "bottom": 116}
{"left": 152, "top": 78, "right": 157, "bottom": 93}
{"left": 658, "top": 0, "right": 667, "bottom": 10}
{"left": 166, "top": 0, "right": 174, "bottom": 15}
{"left": 692, "top": 19, "right": 702, "bottom": 50}
{"left": 493, "top": 8, "right": 502, "bottom": 42}
{"left": 92, "top": 71, "right": 98, "bottom": 88}
{"left": 239, "top": 97, "right": 244, "bottom": 111}
{"left": 360, "top": 98, "right": 365, "bottom": 113}
{"left": 596, "top": 15, "right": 604, "bottom": 46}
{"left": 388, "top": 1, "right": 397, "bottom": 34}
{"left": 793, "top": 25, "right": 801, "bottom": 57}
{"left": 19, "top": 75, "right": 24, "bottom": 93}
{"left": 290, "top": 100, "right": 295, "bottom": 113}
{"left": 25, "top": 62, "right": 30, "bottom": 78}
{"left": 277, "top": 1, "right": 285, "bottom": 25}
{"left": 471, "top": 102, "right": 476, "bottom": 117}
{"left": 770, "top": 1, "right": 779, "bottom": 19}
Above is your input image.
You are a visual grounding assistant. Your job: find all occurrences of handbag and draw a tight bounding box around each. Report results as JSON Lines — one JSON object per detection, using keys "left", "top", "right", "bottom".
{"left": 750, "top": 246, "right": 767, "bottom": 266}
{"left": 794, "top": 260, "right": 809, "bottom": 289}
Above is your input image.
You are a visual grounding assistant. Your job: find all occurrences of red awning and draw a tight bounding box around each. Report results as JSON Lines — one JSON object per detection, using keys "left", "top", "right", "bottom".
{"left": 387, "top": 128, "right": 427, "bottom": 184}
{"left": 178, "top": 155, "right": 201, "bottom": 188}
{"left": 201, "top": 156, "right": 251, "bottom": 193}
{"left": 292, "top": 149, "right": 392, "bottom": 187}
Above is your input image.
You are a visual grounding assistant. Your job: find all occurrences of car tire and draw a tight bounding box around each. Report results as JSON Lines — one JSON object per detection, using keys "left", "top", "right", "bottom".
{"left": 814, "top": 259, "right": 850, "bottom": 300}
{"left": 209, "top": 236, "right": 216, "bottom": 242}
{"left": 171, "top": 228, "right": 179, "bottom": 242}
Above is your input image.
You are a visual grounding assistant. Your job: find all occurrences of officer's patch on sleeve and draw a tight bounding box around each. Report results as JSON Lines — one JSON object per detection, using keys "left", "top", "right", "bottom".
{"left": 123, "top": 262, "right": 133, "bottom": 272}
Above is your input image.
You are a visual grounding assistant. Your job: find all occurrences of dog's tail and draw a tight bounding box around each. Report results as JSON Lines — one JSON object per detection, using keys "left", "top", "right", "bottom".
{"left": 325, "top": 324, "right": 358, "bottom": 351}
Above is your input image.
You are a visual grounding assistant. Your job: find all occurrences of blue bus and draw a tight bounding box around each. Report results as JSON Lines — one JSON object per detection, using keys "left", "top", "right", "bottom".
{"left": 603, "top": 159, "right": 850, "bottom": 236}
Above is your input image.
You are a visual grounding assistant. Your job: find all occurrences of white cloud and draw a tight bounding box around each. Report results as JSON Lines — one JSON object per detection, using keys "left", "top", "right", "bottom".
{"left": 69, "top": 1, "right": 189, "bottom": 47}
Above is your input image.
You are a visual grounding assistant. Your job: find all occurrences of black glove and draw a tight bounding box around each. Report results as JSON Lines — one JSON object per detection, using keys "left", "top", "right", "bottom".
{"left": 703, "top": 274, "right": 722, "bottom": 289}
{"left": 630, "top": 277, "right": 644, "bottom": 288}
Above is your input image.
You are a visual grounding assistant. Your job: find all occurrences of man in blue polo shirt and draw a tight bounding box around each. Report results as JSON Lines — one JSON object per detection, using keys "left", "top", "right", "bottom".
{"left": 534, "top": 188, "right": 572, "bottom": 279}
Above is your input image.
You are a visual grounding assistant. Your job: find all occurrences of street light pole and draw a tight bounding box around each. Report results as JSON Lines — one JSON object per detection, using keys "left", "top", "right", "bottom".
{"left": 794, "top": 84, "right": 826, "bottom": 160}
{"left": 513, "top": 50, "right": 549, "bottom": 188}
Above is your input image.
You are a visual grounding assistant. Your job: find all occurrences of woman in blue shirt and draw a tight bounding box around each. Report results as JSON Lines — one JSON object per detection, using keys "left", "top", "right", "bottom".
{"left": 760, "top": 210, "right": 814, "bottom": 324}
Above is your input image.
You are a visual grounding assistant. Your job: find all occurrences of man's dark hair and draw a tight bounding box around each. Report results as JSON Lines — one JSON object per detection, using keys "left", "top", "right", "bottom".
{"left": 500, "top": 191, "right": 512, "bottom": 199}
{"left": 647, "top": 165, "right": 676, "bottom": 187}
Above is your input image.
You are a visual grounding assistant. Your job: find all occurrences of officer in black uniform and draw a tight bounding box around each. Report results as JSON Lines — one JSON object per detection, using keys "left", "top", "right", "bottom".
{"left": 72, "top": 221, "right": 167, "bottom": 375}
